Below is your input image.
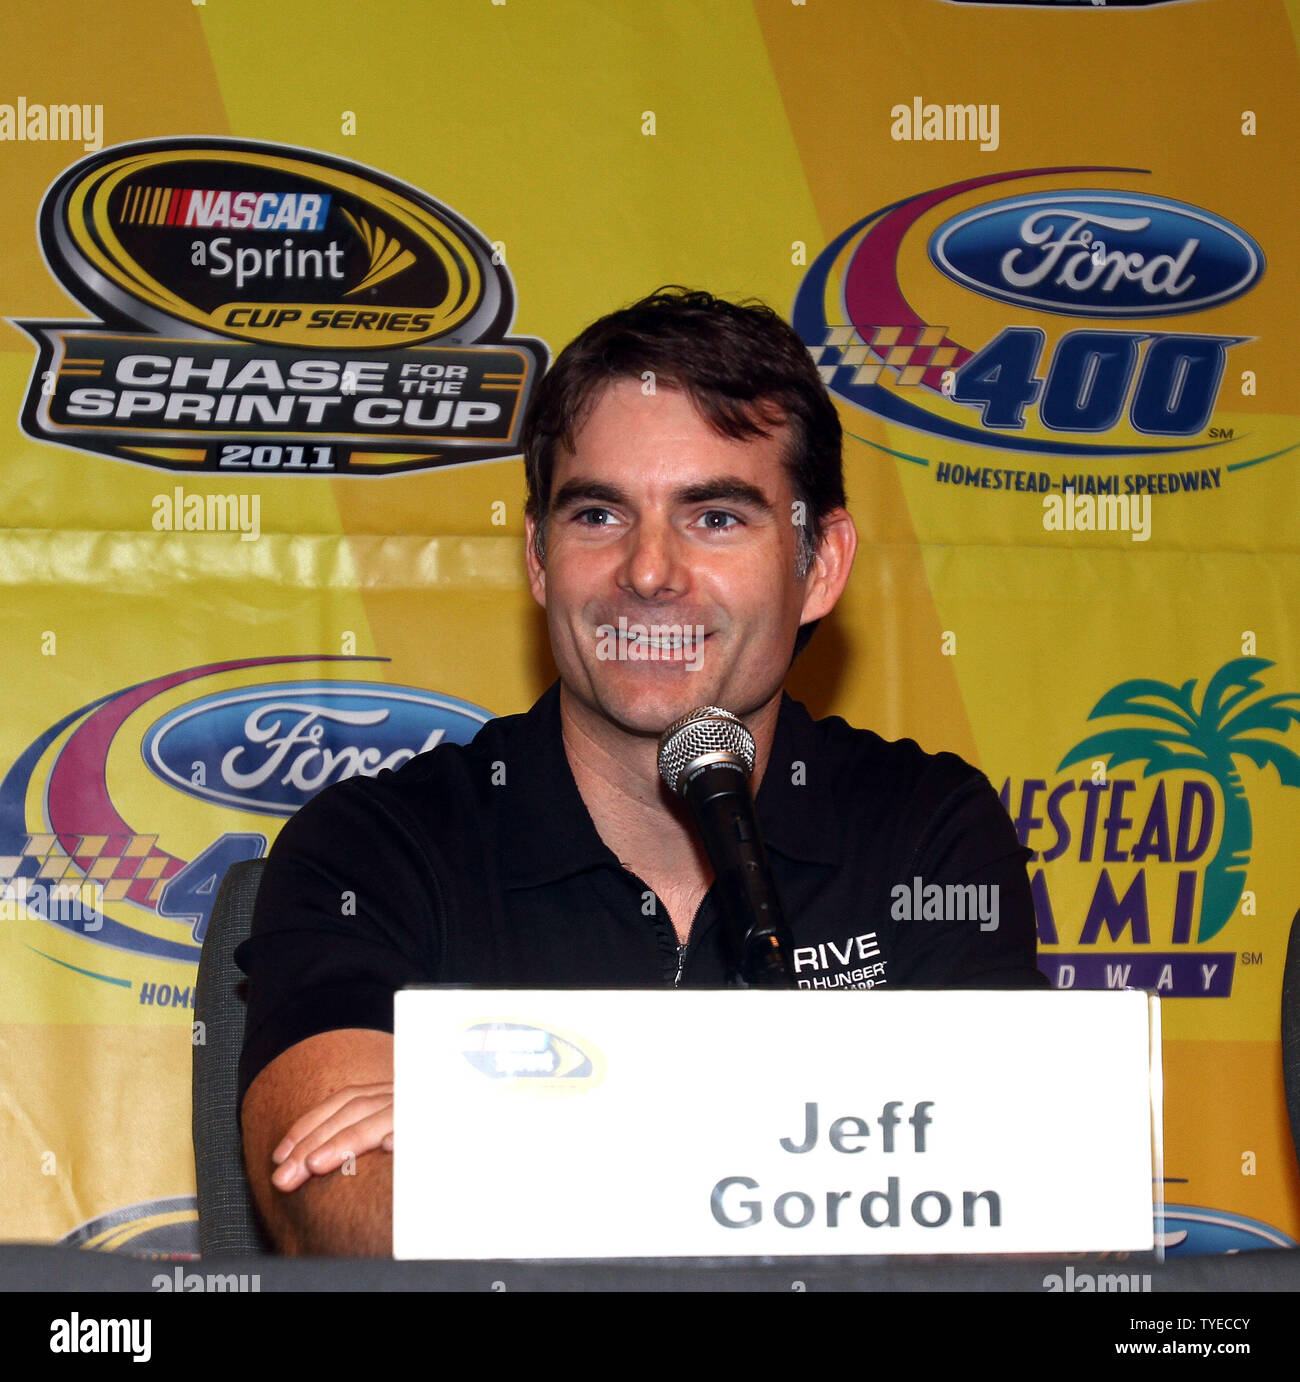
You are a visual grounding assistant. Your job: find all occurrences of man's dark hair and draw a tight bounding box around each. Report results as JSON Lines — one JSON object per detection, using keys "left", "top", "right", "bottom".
{"left": 521, "top": 286, "right": 845, "bottom": 581}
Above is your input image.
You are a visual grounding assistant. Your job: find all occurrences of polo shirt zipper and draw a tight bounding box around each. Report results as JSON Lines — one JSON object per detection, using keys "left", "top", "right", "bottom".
{"left": 639, "top": 883, "right": 706, "bottom": 987}
{"left": 673, "top": 894, "right": 710, "bottom": 987}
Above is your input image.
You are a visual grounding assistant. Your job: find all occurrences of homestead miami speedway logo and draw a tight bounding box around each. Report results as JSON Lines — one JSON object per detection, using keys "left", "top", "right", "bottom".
{"left": 15, "top": 138, "right": 547, "bottom": 476}
{"left": 0, "top": 655, "right": 491, "bottom": 971}
{"left": 793, "top": 167, "right": 1286, "bottom": 500}
{"left": 1000, "top": 657, "right": 1300, "bottom": 998}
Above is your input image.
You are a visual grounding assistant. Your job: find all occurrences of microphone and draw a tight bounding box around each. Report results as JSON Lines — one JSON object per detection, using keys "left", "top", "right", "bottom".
{"left": 657, "top": 706, "right": 795, "bottom": 988}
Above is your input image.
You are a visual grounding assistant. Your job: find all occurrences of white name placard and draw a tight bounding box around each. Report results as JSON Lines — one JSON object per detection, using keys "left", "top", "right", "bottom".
{"left": 393, "top": 988, "right": 1159, "bottom": 1260}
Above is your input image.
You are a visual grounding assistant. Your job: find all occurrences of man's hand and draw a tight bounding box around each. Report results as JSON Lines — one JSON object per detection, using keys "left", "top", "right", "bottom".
{"left": 270, "top": 1082, "right": 394, "bottom": 1192}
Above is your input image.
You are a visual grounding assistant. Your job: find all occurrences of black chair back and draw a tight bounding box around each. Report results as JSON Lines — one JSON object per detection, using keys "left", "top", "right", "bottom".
{"left": 1282, "top": 908, "right": 1300, "bottom": 1174}
{"left": 192, "top": 857, "right": 271, "bottom": 1256}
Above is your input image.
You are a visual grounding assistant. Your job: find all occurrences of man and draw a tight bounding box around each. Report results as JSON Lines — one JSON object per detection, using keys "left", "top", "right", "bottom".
{"left": 236, "top": 287, "right": 1045, "bottom": 1256}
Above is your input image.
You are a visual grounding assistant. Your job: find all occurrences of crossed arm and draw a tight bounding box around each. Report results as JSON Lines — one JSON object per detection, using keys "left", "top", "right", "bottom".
{"left": 240, "top": 1027, "right": 396, "bottom": 1256}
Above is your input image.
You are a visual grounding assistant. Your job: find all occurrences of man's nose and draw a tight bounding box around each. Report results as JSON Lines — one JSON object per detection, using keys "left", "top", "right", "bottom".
{"left": 616, "top": 516, "right": 687, "bottom": 601}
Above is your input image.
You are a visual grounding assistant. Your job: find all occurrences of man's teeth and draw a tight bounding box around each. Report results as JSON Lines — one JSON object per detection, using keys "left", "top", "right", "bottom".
{"left": 621, "top": 632, "right": 691, "bottom": 649}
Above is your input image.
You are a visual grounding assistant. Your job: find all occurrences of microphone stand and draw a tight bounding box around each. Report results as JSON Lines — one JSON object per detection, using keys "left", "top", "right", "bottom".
{"left": 677, "top": 757, "right": 796, "bottom": 989}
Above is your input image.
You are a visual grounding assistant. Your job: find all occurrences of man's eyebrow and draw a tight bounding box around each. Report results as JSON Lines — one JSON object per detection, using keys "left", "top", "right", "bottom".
{"left": 673, "top": 477, "right": 774, "bottom": 512}
{"left": 551, "top": 479, "right": 627, "bottom": 511}
{"left": 549, "top": 475, "right": 775, "bottom": 513}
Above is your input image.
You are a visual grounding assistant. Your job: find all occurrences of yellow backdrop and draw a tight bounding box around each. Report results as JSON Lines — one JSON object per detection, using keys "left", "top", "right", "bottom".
{"left": 1, "top": 0, "right": 1297, "bottom": 1257}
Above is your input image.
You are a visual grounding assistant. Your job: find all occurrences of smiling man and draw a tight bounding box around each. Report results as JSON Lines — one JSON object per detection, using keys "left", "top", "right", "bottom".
{"left": 236, "top": 288, "right": 1045, "bottom": 1256}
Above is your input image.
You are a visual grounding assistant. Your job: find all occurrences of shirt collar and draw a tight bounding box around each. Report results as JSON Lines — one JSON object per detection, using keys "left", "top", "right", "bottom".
{"left": 753, "top": 693, "right": 844, "bottom": 868}
{"left": 497, "top": 682, "right": 842, "bottom": 888}
{"left": 497, "top": 683, "right": 617, "bottom": 888}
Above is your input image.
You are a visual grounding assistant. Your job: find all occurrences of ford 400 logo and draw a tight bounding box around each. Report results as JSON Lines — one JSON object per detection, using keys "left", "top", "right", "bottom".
{"left": 929, "top": 191, "right": 1264, "bottom": 317}
{"left": 143, "top": 681, "right": 491, "bottom": 814}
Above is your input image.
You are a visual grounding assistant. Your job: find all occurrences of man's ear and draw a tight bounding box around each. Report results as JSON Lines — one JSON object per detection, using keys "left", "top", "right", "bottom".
{"left": 799, "top": 508, "right": 857, "bottom": 624}
{"left": 524, "top": 513, "right": 546, "bottom": 608}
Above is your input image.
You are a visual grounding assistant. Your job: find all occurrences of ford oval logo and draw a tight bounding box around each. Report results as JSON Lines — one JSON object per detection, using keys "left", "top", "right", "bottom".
{"left": 928, "top": 191, "right": 1264, "bottom": 317}
{"left": 142, "top": 681, "right": 492, "bottom": 814}
{"left": 1158, "top": 1203, "right": 1294, "bottom": 1255}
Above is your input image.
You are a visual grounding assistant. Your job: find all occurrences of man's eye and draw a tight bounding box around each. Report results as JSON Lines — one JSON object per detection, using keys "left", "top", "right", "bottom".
{"left": 574, "top": 507, "right": 616, "bottom": 526}
{"left": 698, "top": 510, "right": 741, "bottom": 530}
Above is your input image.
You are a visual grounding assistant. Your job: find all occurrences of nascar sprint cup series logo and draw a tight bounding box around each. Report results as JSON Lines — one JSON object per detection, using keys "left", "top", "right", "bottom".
{"left": 17, "top": 138, "right": 546, "bottom": 475}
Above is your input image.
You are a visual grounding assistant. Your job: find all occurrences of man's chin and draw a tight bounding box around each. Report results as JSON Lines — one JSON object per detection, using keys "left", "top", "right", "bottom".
{"left": 584, "top": 666, "right": 726, "bottom": 738}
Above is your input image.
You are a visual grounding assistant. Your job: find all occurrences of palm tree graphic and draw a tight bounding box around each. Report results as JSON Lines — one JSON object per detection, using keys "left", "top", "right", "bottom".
{"left": 1057, "top": 657, "right": 1300, "bottom": 942}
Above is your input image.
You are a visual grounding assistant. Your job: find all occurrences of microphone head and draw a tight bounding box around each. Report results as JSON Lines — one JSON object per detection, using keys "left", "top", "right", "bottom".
{"left": 657, "top": 706, "right": 756, "bottom": 798}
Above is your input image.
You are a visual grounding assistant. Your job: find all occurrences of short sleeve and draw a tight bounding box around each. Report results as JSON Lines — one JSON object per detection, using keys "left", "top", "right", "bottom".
{"left": 889, "top": 765, "right": 1048, "bottom": 989}
{"left": 234, "top": 775, "right": 443, "bottom": 1107}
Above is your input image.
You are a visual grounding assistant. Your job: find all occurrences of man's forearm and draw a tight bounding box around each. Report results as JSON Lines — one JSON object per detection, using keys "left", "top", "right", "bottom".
{"left": 264, "top": 1149, "right": 392, "bottom": 1257}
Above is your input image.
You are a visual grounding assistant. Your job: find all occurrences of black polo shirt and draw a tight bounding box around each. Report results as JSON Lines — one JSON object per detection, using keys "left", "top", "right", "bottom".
{"left": 235, "top": 681, "right": 1046, "bottom": 1106}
